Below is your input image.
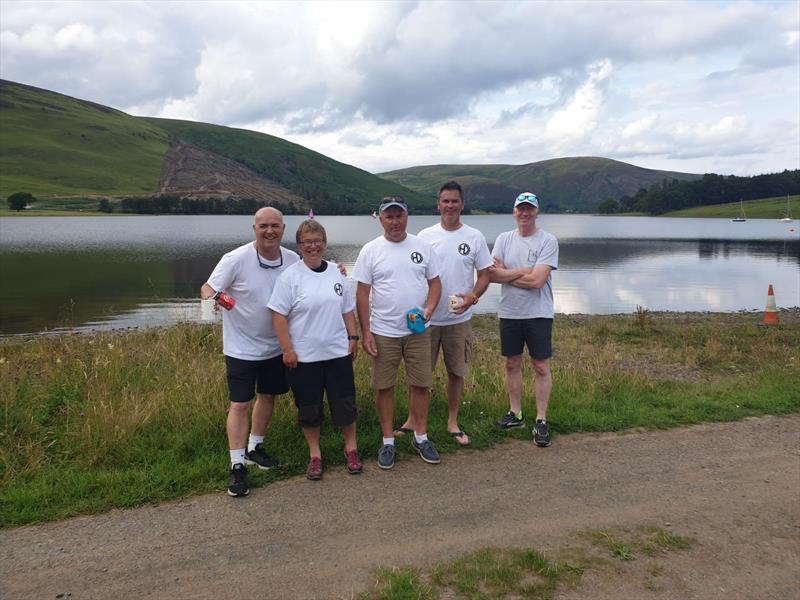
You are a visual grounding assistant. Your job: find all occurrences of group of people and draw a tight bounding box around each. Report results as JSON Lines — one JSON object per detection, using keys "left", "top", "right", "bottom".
{"left": 202, "top": 181, "right": 559, "bottom": 497}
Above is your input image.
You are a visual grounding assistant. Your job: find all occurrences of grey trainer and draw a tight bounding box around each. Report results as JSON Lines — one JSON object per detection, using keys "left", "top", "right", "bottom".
{"left": 411, "top": 438, "right": 441, "bottom": 464}
{"left": 533, "top": 420, "right": 551, "bottom": 447}
{"left": 377, "top": 444, "right": 396, "bottom": 469}
{"left": 497, "top": 410, "right": 525, "bottom": 429}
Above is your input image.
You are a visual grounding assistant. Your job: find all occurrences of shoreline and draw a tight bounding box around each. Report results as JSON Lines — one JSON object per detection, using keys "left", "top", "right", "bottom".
{"left": 3, "top": 308, "right": 799, "bottom": 339}
{"left": 3, "top": 209, "right": 796, "bottom": 219}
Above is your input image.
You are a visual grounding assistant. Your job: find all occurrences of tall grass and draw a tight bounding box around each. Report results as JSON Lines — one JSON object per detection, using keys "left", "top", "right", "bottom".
{"left": 2, "top": 312, "right": 798, "bottom": 527}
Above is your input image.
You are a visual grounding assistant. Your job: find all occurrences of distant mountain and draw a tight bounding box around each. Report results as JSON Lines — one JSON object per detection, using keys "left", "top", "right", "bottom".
{"left": 0, "top": 80, "right": 428, "bottom": 213}
{"left": 379, "top": 157, "right": 703, "bottom": 213}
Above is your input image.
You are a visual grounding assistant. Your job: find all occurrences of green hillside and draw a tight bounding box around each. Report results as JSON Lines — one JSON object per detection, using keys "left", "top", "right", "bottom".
{"left": 0, "top": 80, "right": 168, "bottom": 197}
{"left": 663, "top": 195, "right": 798, "bottom": 219}
{"left": 380, "top": 157, "right": 702, "bottom": 213}
{"left": 0, "top": 80, "right": 430, "bottom": 214}
{"left": 144, "top": 118, "right": 431, "bottom": 213}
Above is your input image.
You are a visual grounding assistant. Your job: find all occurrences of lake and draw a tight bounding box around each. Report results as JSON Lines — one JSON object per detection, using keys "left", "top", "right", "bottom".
{"left": 0, "top": 214, "right": 797, "bottom": 335}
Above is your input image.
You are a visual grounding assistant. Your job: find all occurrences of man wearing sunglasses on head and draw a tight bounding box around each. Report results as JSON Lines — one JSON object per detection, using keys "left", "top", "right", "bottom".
{"left": 201, "top": 206, "right": 299, "bottom": 497}
{"left": 489, "top": 192, "right": 559, "bottom": 448}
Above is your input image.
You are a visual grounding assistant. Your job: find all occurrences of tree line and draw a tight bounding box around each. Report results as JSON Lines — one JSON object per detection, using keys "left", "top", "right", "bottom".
{"left": 119, "top": 196, "right": 300, "bottom": 215}
{"left": 599, "top": 169, "right": 800, "bottom": 214}
{"left": 117, "top": 194, "right": 390, "bottom": 215}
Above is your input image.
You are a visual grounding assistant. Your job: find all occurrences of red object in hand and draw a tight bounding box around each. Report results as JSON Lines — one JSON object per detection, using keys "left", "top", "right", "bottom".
{"left": 215, "top": 291, "right": 236, "bottom": 310}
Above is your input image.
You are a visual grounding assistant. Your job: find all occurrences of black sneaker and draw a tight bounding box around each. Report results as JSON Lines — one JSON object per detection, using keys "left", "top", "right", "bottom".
{"left": 245, "top": 443, "right": 278, "bottom": 470}
{"left": 227, "top": 463, "right": 249, "bottom": 497}
{"left": 533, "top": 420, "right": 551, "bottom": 447}
{"left": 497, "top": 410, "right": 525, "bottom": 429}
{"left": 411, "top": 438, "right": 441, "bottom": 464}
{"left": 377, "top": 444, "right": 396, "bottom": 470}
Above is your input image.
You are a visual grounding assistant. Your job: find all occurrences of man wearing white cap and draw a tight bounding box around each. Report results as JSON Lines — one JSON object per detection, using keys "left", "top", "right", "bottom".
{"left": 489, "top": 192, "right": 559, "bottom": 447}
{"left": 354, "top": 197, "right": 442, "bottom": 469}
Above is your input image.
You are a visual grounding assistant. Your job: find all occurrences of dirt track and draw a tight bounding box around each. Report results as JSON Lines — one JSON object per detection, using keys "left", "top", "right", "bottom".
{"left": 1, "top": 415, "right": 798, "bottom": 600}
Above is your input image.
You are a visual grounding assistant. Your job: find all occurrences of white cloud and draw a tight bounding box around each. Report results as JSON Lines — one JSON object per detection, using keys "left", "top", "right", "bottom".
{"left": 622, "top": 115, "right": 658, "bottom": 139}
{"left": 673, "top": 115, "right": 751, "bottom": 145}
{"left": 0, "top": 0, "right": 797, "bottom": 176}
{"left": 545, "top": 59, "right": 613, "bottom": 145}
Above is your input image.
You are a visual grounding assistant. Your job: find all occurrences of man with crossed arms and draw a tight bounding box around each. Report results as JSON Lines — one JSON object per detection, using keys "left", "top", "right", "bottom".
{"left": 490, "top": 192, "right": 559, "bottom": 447}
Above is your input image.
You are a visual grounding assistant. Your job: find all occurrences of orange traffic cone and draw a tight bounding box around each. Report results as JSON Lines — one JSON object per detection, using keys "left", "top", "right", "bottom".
{"left": 762, "top": 284, "right": 779, "bottom": 325}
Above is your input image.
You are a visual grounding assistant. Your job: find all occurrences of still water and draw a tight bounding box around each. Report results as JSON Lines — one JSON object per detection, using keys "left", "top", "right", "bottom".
{"left": 0, "top": 214, "right": 797, "bottom": 335}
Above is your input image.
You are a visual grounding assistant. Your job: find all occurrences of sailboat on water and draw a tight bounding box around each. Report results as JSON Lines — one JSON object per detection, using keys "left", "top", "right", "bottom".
{"left": 732, "top": 200, "right": 746, "bottom": 222}
{"left": 778, "top": 195, "right": 793, "bottom": 222}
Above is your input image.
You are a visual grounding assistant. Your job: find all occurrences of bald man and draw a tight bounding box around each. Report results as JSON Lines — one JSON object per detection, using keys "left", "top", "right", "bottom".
{"left": 201, "top": 207, "right": 300, "bottom": 497}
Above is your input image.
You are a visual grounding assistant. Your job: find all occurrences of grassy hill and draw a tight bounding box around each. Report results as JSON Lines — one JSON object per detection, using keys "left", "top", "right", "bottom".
{"left": 663, "top": 195, "right": 798, "bottom": 219}
{"left": 0, "top": 80, "right": 429, "bottom": 213}
{"left": 0, "top": 80, "right": 169, "bottom": 198}
{"left": 379, "top": 157, "right": 702, "bottom": 213}
{"left": 144, "top": 118, "right": 431, "bottom": 213}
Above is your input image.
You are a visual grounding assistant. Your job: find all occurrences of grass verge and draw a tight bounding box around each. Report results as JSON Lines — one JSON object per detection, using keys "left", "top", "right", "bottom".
{"left": 358, "top": 525, "right": 693, "bottom": 599}
{"left": 1, "top": 312, "right": 798, "bottom": 527}
{"left": 662, "top": 195, "right": 798, "bottom": 219}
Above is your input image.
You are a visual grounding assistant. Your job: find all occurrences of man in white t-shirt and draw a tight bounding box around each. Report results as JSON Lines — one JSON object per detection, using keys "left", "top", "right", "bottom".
{"left": 489, "top": 192, "right": 559, "bottom": 447}
{"left": 201, "top": 206, "right": 299, "bottom": 497}
{"left": 354, "top": 197, "right": 442, "bottom": 469}
{"left": 395, "top": 181, "right": 492, "bottom": 446}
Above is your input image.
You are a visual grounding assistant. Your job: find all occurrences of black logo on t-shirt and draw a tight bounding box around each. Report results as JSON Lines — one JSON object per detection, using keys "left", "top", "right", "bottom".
{"left": 458, "top": 243, "right": 470, "bottom": 255}
{"left": 334, "top": 283, "right": 344, "bottom": 296}
{"left": 410, "top": 252, "right": 423, "bottom": 264}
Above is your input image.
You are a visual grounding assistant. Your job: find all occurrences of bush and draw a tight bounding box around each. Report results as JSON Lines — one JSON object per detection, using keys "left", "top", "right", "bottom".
{"left": 7, "top": 192, "right": 34, "bottom": 211}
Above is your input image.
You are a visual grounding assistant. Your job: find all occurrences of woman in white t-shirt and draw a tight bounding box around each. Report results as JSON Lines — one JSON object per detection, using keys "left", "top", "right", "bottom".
{"left": 269, "top": 220, "right": 362, "bottom": 480}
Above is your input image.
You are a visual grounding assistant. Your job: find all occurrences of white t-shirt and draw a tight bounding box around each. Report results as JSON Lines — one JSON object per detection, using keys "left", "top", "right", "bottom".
{"left": 418, "top": 222, "right": 493, "bottom": 326}
{"left": 353, "top": 234, "right": 441, "bottom": 338}
{"left": 491, "top": 228, "right": 559, "bottom": 319}
{"left": 267, "top": 260, "right": 355, "bottom": 363}
{"left": 207, "top": 243, "right": 299, "bottom": 360}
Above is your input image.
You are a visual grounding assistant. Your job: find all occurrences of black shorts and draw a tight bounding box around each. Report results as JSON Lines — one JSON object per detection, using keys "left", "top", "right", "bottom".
{"left": 287, "top": 355, "right": 357, "bottom": 428}
{"left": 225, "top": 355, "right": 289, "bottom": 403}
{"left": 499, "top": 318, "right": 553, "bottom": 360}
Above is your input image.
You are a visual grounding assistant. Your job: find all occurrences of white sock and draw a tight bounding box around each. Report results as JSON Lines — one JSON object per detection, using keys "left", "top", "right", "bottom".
{"left": 382, "top": 437, "right": 395, "bottom": 446}
{"left": 230, "top": 448, "right": 246, "bottom": 466}
{"left": 248, "top": 434, "right": 264, "bottom": 452}
{"left": 414, "top": 432, "right": 428, "bottom": 444}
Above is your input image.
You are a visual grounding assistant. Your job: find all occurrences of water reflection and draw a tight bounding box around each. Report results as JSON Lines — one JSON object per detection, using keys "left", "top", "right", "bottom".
{"left": 1, "top": 237, "right": 797, "bottom": 335}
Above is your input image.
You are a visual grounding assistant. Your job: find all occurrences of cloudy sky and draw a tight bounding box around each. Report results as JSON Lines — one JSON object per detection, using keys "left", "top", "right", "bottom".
{"left": 1, "top": 0, "right": 798, "bottom": 175}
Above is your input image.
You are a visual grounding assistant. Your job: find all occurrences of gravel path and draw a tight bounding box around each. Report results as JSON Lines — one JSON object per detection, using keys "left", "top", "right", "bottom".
{"left": 1, "top": 415, "right": 798, "bottom": 600}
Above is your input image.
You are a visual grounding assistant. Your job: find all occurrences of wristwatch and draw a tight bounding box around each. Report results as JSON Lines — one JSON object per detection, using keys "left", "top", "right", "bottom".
{"left": 471, "top": 293, "right": 479, "bottom": 305}
{"left": 348, "top": 335, "right": 360, "bottom": 340}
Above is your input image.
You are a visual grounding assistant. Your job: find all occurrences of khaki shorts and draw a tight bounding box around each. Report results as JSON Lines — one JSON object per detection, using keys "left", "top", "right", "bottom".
{"left": 372, "top": 330, "right": 433, "bottom": 390}
{"left": 430, "top": 321, "right": 472, "bottom": 378}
